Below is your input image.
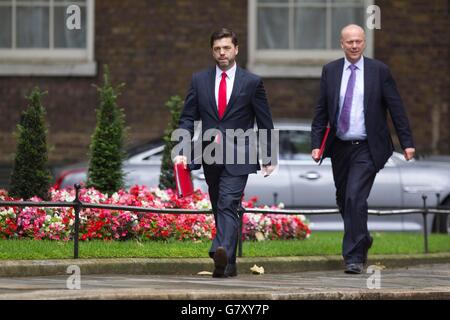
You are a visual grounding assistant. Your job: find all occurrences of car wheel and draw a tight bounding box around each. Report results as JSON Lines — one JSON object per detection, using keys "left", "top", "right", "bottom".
{"left": 432, "top": 198, "right": 449, "bottom": 234}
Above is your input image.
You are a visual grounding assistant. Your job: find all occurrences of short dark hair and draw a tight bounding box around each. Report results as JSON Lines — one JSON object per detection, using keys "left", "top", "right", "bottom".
{"left": 210, "top": 28, "right": 238, "bottom": 48}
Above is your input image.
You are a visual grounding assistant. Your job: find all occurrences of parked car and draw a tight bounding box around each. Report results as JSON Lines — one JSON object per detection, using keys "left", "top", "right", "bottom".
{"left": 53, "top": 120, "right": 450, "bottom": 233}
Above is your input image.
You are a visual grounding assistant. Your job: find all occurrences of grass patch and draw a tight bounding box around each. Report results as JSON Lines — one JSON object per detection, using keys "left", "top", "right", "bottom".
{"left": 0, "top": 232, "right": 449, "bottom": 260}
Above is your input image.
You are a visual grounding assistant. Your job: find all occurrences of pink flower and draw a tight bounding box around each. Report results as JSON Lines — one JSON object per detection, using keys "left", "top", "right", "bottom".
{"left": 0, "top": 186, "right": 310, "bottom": 241}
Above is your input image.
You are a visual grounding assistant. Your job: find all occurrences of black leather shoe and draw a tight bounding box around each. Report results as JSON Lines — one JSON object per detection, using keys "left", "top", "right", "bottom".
{"left": 224, "top": 263, "right": 237, "bottom": 277}
{"left": 363, "top": 236, "right": 373, "bottom": 265}
{"left": 344, "top": 263, "right": 364, "bottom": 274}
{"left": 212, "top": 247, "right": 228, "bottom": 278}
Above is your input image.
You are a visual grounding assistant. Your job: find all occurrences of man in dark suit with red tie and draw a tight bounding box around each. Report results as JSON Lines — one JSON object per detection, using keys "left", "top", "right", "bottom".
{"left": 174, "top": 28, "right": 276, "bottom": 278}
{"left": 311, "top": 24, "right": 415, "bottom": 274}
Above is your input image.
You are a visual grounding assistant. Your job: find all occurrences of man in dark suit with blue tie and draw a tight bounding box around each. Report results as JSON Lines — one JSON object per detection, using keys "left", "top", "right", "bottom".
{"left": 311, "top": 24, "right": 415, "bottom": 274}
{"left": 174, "top": 28, "right": 276, "bottom": 278}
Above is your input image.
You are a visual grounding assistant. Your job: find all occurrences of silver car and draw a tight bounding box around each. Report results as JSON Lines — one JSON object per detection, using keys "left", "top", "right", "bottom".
{"left": 54, "top": 120, "right": 450, "bottom": 233}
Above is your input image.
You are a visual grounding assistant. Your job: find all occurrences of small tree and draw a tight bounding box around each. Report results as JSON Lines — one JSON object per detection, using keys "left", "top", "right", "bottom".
{"left": 159, "top": 95, "right": 184, "bottom": 190}
{"left": 9, "top": 88, "right": 52, "bottom": 200}
{"left": 87, "top": 66, "right": 127, "bottom": 195}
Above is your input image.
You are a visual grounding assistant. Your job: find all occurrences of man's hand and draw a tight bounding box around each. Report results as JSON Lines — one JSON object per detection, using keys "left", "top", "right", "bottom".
{"left": 311, "top": 149, "right": 321, "bottom": 163}
{"left": 404, "top": 148, "right": 415, "bottom": 161}
{"left": 173, "top": 155, "right": 188, "bottom": 169}
{"left": 262, "top": 165, "right": 276, "bottom": 177}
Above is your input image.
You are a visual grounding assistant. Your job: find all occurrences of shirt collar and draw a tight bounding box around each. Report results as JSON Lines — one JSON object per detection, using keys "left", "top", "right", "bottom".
{"left": 216, "top": 62, "right": 237, "bottom": 80}
{"left": 344, "top": 56, "right": 364, "bottom": 71}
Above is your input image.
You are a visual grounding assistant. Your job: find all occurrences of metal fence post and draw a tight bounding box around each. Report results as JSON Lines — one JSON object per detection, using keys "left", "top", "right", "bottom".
{"left": 73, "top": 184, "right": 82, "bottom": 259}
{"left": 237, "top": 205, "right": 245, "bottom": 258}
{"left": 422, "top": 195, "right": 429, "bottom": 254}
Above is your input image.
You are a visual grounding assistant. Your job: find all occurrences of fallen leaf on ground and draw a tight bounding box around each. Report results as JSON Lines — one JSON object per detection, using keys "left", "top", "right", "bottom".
{"left": 371, "top": 262, "right": 386, "bottom": 270}
{"left": 250, "top": 264, "right": 264, "bottom": 275}
{"left": 255, "top": 232, "right": 265, "bottom": 242}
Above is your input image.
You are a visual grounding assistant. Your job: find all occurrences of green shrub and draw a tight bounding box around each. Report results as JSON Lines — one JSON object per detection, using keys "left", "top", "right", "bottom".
{"left": 87, "top": 66, "right": 127, "bottom": 195}
{"left": 159, "top": 95, "right": 184, "bottom": 189}
{"left": 9, "top": 88, "right": 52, "bottom": 200}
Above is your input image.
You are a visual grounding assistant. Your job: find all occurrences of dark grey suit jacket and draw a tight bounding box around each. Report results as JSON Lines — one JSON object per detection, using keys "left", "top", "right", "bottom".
{"left": 179, "top": 66, "right": 275, "bottom": 176}
{"left": 311, "top": 57, "right": 414, "bottom": 171}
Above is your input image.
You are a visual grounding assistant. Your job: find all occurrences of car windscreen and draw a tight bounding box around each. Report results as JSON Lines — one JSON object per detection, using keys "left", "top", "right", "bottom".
{"left": 279, "top": 130, "right": 311, "bottom": 160}
{"left": 126, "top": 139, "right": 164, "bottom": 158}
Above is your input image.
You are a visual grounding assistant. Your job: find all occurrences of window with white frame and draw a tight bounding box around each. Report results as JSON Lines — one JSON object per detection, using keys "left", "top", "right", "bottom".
{"left": 0, "top": 0, "right": 96, "bottom": 76}
{"left": 248, "top": 0, "right": 374, "bottom": 78}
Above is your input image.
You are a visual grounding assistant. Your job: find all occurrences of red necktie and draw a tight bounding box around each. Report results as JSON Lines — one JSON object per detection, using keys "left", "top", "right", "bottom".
{"left": 218, "top": 72, "right": 227, "bottom": 119}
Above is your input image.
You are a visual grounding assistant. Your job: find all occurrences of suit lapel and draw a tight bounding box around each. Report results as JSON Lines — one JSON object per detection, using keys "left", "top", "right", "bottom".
{"left": 331, "top": 58, "right": 344, "bottom": 125}
{"left": 208, "top": 65, "right": 245, "bottom": 121}
{"left": 363, "top": 56, "right": 373, "bottom": 116}
{"left": 223, "top": 66, "right": 244, "bottom": 120}
{"left": 206, "top": 67, "right": 219, "bottom": 120}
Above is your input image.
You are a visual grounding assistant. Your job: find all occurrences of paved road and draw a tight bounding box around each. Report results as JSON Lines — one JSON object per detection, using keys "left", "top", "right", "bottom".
{"left": 0, "top": 263, "right": 449, "bottom": 300}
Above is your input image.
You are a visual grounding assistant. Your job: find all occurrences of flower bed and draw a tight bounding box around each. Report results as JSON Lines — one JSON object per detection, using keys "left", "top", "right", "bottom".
{"left": 0, "top": 186, "right": 310, "bottom": 241}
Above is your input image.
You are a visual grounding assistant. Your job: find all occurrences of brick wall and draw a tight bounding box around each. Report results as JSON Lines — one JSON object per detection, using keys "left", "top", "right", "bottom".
{"left": 375, "top": 0, "right": 450, "bottom": 154}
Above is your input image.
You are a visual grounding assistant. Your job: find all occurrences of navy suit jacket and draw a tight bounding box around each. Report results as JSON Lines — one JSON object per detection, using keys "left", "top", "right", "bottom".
{"left": 311, "top": 57, "right": 414, "bottom": 171}
{"left": 178, "top": 66, "right": 274, "bottom": 176}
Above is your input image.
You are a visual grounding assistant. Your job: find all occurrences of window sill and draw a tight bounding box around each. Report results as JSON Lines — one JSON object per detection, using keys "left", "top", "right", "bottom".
{"left": 0, "top": 61, "right": 97, "bottom": 77}
{"left": 247, "top": 62, "right": 324, "bottom": 78}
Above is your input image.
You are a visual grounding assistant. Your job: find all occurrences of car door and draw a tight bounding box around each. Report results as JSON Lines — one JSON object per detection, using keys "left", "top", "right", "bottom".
{"left": 368, "top": 158, "right": 403, "bottom": 207}
{"left": 245, "top": 159, "right": 293, "bottom": 207}
{"left": 366, "top": 158, "right": 404, "bottom": 230}
{"left": 284, "top": 130, "right": 336, "bottom": 208}
{"left": 286, "top": 129, "right": 403, "bottom": 231}
{"left": 124, "top": 145, "right": 164, "bottom": 189}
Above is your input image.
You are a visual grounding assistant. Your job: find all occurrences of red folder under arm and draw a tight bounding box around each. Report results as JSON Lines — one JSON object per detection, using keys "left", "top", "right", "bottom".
{"left": 318, "top": 126, "right": 330, "bottom": 162}
{"left": 174, "top": 163, "right": 194, "bottom": 198}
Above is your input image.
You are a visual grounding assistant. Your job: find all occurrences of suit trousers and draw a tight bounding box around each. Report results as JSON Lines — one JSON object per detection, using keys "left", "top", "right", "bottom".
{"left": 204, "top": 164, "right": 248, "bottom": 264}
{"left": 331, "top": 139, "right": 377, "bottom": 264}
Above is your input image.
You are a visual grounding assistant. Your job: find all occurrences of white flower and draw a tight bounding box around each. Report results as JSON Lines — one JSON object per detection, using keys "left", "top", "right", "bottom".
{"left": 154, "top": 198, "right": 165, "bottom": 208}
{"left": 195, "top": 199, "right": 211, "bottom": 210}
{"left": 111, "top": 193, "right": 120, "bottom": 202}
{"left": 249, "top": 213, "right": 260, "bottom": 223}
{"left": 65, "top": 194, "right": 75, "bottom": 202}
{"left": 154, "top": 188, "right": 170, "bottom": 201}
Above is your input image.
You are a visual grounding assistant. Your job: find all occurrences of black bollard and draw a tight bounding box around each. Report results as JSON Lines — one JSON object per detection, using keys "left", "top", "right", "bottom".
{"left": 422, "top": 195, "right": 429, "bottom": 254}
{"left": 73, "top": 184, "right": 82, "bottom": 259}
{"left": 237, "top": 205, "right": 245, "bottom": 258}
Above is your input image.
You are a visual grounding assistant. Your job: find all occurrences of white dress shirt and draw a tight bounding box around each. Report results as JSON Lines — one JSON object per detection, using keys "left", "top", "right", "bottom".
{"left": 215, "top": 62, "right": 236, "bottom": 109}
{"left": 337, "top": 56, "right": 367, "bottom": 141}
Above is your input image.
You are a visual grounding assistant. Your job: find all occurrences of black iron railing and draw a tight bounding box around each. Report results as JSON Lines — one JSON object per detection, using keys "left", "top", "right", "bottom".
{"left": 0, "top": 185, "right": 449, "bottom": 259}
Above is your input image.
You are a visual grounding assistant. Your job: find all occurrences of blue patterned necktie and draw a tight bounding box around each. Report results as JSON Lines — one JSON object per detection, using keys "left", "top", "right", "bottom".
{"left": 338, "top": 64, "right": 357, "bottom": 134}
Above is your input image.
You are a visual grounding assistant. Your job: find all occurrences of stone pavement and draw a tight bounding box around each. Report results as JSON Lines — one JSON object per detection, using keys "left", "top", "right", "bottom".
{"left": 0, "top": 263, "right": 449, "bottom": 300}
{"left": 1, "top": 253, "right": 450, "bottom": 277}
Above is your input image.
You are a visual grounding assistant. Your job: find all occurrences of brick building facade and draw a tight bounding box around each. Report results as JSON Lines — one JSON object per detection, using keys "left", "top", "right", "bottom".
{"left": 0, "top": 0, "right": 448, "bottom": 186}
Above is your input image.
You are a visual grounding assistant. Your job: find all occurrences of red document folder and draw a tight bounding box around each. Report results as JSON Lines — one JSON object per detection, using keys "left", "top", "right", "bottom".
{"left": 174, "top": 163, "right": 194, "bottom": 198}
{"left": 318, "top": 126, "right": 330, "bottom": 163}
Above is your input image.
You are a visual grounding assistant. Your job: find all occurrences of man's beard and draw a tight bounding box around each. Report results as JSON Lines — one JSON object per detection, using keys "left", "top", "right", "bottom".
{"left": 217, "top": 58, "right": 234, "bottom": 69}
